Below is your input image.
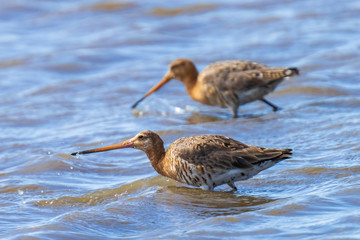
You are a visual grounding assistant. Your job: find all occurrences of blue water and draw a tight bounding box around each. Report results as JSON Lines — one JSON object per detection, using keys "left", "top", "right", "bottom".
{"left": 1, "top": 0, "right": 360, "bottom": 239}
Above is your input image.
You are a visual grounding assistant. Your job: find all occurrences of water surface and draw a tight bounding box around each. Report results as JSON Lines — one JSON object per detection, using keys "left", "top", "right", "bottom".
{"left": 1, "top": 0, "right": 360, "bottom": 239}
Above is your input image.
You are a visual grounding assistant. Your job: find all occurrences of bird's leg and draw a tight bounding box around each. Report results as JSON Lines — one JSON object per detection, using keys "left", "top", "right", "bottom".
{"left": 261, "top": 98, "right": 281, "bottom": 111}
{"left": 227, "top": 182, "right": 237, "bottom": 191}
{"left": 231, "top": 107, "right": 238, "bottom": 118}
{"left": 201, "top": 185, "right": 213, "bottom": 191}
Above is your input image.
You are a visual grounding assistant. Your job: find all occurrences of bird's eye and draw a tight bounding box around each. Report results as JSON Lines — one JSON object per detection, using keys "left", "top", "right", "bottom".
{"left": 138, "top": 135, "right": 144, "bottom": 139}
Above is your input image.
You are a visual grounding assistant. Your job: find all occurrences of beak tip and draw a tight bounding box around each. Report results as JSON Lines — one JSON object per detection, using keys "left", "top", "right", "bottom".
{"left": 70, "top": 152, "right": 78, "bottom": 156}
{"left": 132, "top": 73, "right": 172, "bottom": 109}
{"left": 132, "top": 97, "right": 146, "bottom": 109}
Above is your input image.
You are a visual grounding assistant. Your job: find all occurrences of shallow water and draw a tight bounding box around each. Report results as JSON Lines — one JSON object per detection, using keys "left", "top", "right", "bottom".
{"left": 1, "top": 0, "right": 360, "bottom": 239}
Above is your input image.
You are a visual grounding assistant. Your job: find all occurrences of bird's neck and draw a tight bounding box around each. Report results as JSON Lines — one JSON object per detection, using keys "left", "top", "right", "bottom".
{"left": 183, "top": 73, "right": 209, "bottom": 104}
{"left": 145, "top": 146, "right": 167, "bottom": 176}
{"left": 182, "top": 70, "right": 198, "bottom": 92}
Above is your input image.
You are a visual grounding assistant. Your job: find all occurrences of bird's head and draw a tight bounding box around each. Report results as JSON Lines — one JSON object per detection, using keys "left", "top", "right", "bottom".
{"left": 131, "top": 58, "right": 198, "bottom": 109}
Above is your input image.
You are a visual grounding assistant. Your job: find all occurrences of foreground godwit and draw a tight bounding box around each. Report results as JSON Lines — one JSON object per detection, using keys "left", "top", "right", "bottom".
{"left": 132, "top": 58, "right": 299, "bottom": 118}
{"left": 71, "top": 130, "right": 292, "bottom": 191}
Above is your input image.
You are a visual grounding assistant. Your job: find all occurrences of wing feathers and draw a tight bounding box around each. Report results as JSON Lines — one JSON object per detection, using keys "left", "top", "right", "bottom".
{"left": 170, "top": 135, "right": 292, "bottom": 170}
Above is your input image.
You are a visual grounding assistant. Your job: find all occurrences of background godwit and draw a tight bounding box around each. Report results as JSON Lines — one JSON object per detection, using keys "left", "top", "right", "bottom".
{"left": 132, "top": 58, "right": 299, "bottom": 117}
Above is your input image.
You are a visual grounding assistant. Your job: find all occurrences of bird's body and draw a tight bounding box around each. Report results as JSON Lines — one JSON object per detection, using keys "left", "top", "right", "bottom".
{"left": 132, "top": 59, "right": 299, "bottom": 118}
{"left": 71, "top": 131, "right": 292, "bottom": 191}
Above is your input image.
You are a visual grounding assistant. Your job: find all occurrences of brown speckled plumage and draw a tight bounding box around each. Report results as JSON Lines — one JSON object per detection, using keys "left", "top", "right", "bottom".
{"left": 132, "top": 58, "right": 299, "bottom": 117}
{"left": 71, "top": 130, "right": 292, "bottom": 191}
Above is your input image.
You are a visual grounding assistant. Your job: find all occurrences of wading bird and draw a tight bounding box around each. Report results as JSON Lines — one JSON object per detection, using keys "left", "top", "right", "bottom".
{"left": 71, "top": 130, "right": 292, "bottom": 191}
{"left": 132, "top": 58, "right": 299, "bottom": 118}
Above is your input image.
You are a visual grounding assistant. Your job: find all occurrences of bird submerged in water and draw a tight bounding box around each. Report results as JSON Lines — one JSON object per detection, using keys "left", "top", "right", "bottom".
{"left": 132, "top": 58, "right": 299, "bottom": 118}
{"left": 71, "top": 130, "right": 292, "bottom": 191}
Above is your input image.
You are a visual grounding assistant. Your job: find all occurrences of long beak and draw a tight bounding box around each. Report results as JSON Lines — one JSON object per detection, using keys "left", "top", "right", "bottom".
{"left": 131, "top": 72, "right": 173, "bottom": 109}
{"left": 71, "top": 139, "right": 134, "bottom": 156}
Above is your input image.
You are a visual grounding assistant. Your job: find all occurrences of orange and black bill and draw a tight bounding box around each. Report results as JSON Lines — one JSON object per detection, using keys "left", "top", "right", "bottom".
{"left": 71, "top": 140, "right": 133, "bottom": 156}
{"left": 131, "top": 72, "right": 173, "bottom": 109}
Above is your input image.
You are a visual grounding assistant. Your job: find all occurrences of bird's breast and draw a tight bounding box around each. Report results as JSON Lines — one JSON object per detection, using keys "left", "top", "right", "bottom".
{"left": 189, "top": 80, "right": 229, "bottom": 108}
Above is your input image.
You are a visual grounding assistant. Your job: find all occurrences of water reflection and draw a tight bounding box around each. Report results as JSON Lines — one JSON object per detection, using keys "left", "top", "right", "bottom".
{"left": 185, "top": 111, "right": 269, "bottom": 124}
{"left": 34, "top": 175, "right": 277, "bottom": 218}
{"left": 155, "top": 186, "right": 277, "bottom": 217}
{"left": 185, "top": 112, "right": 225, "bottom": 124}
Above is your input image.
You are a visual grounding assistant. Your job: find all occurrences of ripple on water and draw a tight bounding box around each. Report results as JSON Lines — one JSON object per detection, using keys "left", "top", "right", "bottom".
{"left": 1, "top": 0, "right": 360, "bottom": 239}
{"left": 0, "top": 58, "right": 28, "bottom": 69}
{"left": 34, "top": 176, "right": 171, "bottom": 207}
{"left": 81, "top": 2, "right": 135, "bottom": 12}
{"left": 0, "top": 184, "right": 46, "bottom": 195}
{"left": 276, "top": 85, "right": 350, "bottom": 96}
{"left": 150, "top": 3, "right": 217, "bottom": 16}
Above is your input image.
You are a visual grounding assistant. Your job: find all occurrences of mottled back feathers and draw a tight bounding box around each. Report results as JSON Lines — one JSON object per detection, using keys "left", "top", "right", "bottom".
{"left": 167, "top": 134, "right": 291, "bottom": 170}
{"left": 200, "top": 60, "right": 299, "bottom": 92}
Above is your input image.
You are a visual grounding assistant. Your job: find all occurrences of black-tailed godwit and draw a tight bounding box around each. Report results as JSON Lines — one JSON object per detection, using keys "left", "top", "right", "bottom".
{"left": 132, "top": 59, "right": 299, "bottom": 118}
{"left": 71, "top": 130, "right": 292, "bottom": 191}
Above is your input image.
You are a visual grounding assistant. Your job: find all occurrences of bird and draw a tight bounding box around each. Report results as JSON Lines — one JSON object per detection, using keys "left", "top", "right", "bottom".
{"left": 71, "top": 130, "right": 292, "bottom": 191}
{"left": 132, "top": 58, "right": 299, "bottom": 118}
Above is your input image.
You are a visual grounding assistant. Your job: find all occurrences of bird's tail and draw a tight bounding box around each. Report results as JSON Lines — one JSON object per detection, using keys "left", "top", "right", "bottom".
{"left": 285, "top": 67, "right": 300, "bottom": 76}
{"left": 262, "top": 68, "right": 299, "bottom": 81}
{"left": 277, "top": 148, "right": 292, "bottom": 162}
{"left": 252, "top": 148, "right": 292, "bottom": 172}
